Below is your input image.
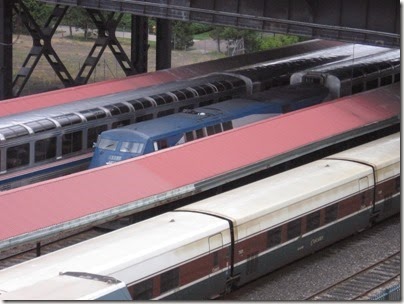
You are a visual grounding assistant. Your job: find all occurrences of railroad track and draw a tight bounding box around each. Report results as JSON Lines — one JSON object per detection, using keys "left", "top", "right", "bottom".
{"left": 306, "top": 252, "right": 401, "bottom": 300}
{"left": 0, "top": 228, "right": 107, "bottom": 270}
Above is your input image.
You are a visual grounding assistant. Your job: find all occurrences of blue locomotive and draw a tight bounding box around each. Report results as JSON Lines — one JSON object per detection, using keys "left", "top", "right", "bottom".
{"left": 89, "top": 83, "right": 330, "bottom": 169}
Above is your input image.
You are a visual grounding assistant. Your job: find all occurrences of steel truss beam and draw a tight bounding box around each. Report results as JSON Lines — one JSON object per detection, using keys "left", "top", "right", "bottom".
{"left": 12, "top": 0, "right": 74, "bottom": 96}
{"left": 38, "top": 0, "right": 400, "bottom": 48}
{"left": 0, "top": 0, "right": 13, "bottom": 100}
{"left": 76, "top": 9, "right": 137, "bottom": 85}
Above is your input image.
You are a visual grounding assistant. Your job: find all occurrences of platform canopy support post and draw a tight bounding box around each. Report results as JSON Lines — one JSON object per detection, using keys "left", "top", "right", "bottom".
{"left": 12, "top": 0, "right": 75, "bottom": 97}
{"left": 0, "top": 0, "right": 13, "bottom": 100}
{"left": 75, "top": 9, "right": 137, "bottom": 85}
{"left": 131, "top": 15, "right": 149, "bottom": 74}
{"left": 156, "top": 18, "right": 172, "bottom": 70}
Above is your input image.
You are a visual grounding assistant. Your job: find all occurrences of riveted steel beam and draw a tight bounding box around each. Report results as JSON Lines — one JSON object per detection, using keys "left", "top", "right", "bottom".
{"left": 0, "top": 0, "right": 13, "bottom": 100}
{"left": 75, "top": 9, "right": 137, "bottom": 85}
{"left": 12, "top": 0, "right": 75, "bottom": 96}
{"left": 38, "top": 0, "right": 400, "bottom": 47}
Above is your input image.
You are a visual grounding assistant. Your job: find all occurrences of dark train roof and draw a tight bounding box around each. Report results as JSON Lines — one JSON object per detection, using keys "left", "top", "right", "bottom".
{"left": 0, "top": 82, "right": 399, "bottom": 251}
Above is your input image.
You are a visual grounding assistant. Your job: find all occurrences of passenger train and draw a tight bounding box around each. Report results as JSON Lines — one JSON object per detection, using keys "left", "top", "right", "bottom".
{"left": 0, "top": 133, "right": 399, "bottom": 300}
{"left": 89, "top": 83, "right": 330, "bottom": 168}
{"left": 0, "top": 43, "right": 398, "bottom": 190}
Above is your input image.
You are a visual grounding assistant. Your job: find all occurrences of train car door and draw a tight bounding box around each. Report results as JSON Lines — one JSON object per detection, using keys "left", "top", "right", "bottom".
{"left": 209, "top": 234, "right": 224, "bottom": 277}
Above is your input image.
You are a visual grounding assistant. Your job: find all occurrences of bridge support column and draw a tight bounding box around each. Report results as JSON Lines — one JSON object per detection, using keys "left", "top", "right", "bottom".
{"left": 156, "top": 18, "right": 172, "bottom": 70}
{"left": 0, "top": 0, "right": 13, "bottom": 100}
{"left": 131, "top": 15, "right": 149, "bottom": 74}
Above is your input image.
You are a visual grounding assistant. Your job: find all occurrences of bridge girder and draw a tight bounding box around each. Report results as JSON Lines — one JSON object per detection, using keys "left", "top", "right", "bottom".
{"left": 39, "top": 0, "right": 400, "bottom": 47}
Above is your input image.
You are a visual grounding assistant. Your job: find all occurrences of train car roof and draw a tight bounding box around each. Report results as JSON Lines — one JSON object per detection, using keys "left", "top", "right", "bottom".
{"left": 0, "top": 211, "right": 228, "bottom": 296}
{"left": 0, "top": 39, "right": 343, "bottom": 118}
{"left": 0, "top": 273, "right": 132, "bottom": 300}
{"left": 179, "top": 133, "right": 400, "bottom": 230}
{"left": 0, "top": 83, "right": 400, "bottom": 251}
{"left": 101, "top": 83, "right": 329, "bottom": 140}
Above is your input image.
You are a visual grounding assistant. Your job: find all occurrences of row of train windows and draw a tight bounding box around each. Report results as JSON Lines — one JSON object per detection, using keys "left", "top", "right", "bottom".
{"left": 267, "top": 204, "right": 338, "bottom": 248}
{"left": 2, "top": 122, "right": 130, "bottom": 170}
{"left": 184, "top": 121, "right": 233, "bottom": 142}
{"left": 128, "top": 205, "right": 339, "bottom": 300}
{"left": 351, "top": 73, "right": 400, "bottom": 94}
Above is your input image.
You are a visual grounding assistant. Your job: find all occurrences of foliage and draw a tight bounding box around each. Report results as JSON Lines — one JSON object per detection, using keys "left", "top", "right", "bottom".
{"left": 172, "top": 21, "right": 194, "bottom": 50}
{"left": 13, "top": 0, "right": 53, "bottom": 34}
{"left": 259, "top": 34, "right": 302, "bottom": 49}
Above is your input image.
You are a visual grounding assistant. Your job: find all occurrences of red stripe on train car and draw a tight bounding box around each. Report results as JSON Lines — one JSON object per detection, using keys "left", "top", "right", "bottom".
{"left": 0, "top": 83, "right": 399, "bottom": 242}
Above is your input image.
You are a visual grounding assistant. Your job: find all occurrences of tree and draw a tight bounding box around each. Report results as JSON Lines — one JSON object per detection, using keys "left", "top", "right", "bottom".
{"left": 172, "top": 21, "right": 194, "bottom": 50}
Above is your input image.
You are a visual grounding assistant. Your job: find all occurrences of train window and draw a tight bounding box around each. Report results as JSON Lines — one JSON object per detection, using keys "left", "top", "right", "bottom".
{"left": 129, "top": 279, "right": 153, "bottom": 300}
{"left": 62, "top": 131, "right": 82, "bottom": 155}
{"left": 0, "top": 125, "right": 29, "bottom": 140}
{"left": 183, "top": 89, "right": 196, "bottom": 98}
{"left": 120, "top": 142, "right": 144, "bottom": 154}
{"left": 306, "top": 210, "right": 321, "bottom": 232}
{"left": 35, "top": 137, "right": 56, "bottom": 162}
{"left": 352, "top": 83, "right": 364, "bottom": 94}
{"left": 267, "top": 226, "right": 282, "bottom": 248}
{"left": 366, "top": 79, "right": 379, "bottom": 90}
{"left": 380, "top": 76, "right": 393, "bottom": 86}
{"left": 98, "top": 138, "right": 118, "bottom": 151}
{"left": 394, "top": 73, "right": 400, "bottom": 82}
{"left": 210, "top": 81, "right": 226, "bottom": 92}
{"left": 171, "top": 90, "right": 187, "bottom": 101}
{"left": 192, "top": 86, "right": 208, "bottom": 96}
{"left": 25, "top": 119, "right": 56, "bottom": 133}
{"left": 154, "top": 139, "right": 168, "bottom": 151}
{"left": 206, "top": 125, "right": 215, "bottom": 136}
{"left": 137, "top": 98, "right": 154, "bottom": 108}
{"left": 53, "top": 113, "right": 82, "bottom": 127}
{"left": 222, "top": 121, "right": 233, "bottom": 131}
{"left": 150, "top": 95, "right": 166, "bottom": 105}
{"left": 287, "top": 218, "right": 301, "bottom": 240}
{"left": 220, "top": 80, "right": 234, "bottom": 90}
{"left": 157, "top": 109, "right": 175, "bottom": 118}
{"left": 160, "top": 93, "right": 176, "bottom": 104}
{"left": 200, "top": 84, "right": 215, "bottom": 94}
{"left": 195, "top": 129, "right": 205, "bottom": 139}
{"left": 79, "top": 108, "right": 107, "bottom": 121}
{"left": 214, "top": 124, "right": 222, "bottom": 133}
{"left": 213, "top": 251, "right": 219, "bottom": 268}
{"left": 112, "top": 120, "right": 130, "bottom": 129}
{"left": 198, "top": 100, "right": 214, "bottom": 107}
{"left": 128, "top": 100, "right": 145, "bottom": 110}
{"left": 160, "top": 268, "right": 179, "bottom": 294}
{"left": 87, "top": 125, "right": 107, "bottom": 149}
{"left": 136, "top": 114, "right": 153, "bottom": 122}
{"left": 103, "top": 105, "right": 121, "bottom": 116}
{"left": 7, "top": 143, "right": 30, "bottom": 170}
{"left": 324, "top": 204, "right": 338, "bottom": 224}
{"left": 185, "top": 131, "right": 194, "bottom": 142}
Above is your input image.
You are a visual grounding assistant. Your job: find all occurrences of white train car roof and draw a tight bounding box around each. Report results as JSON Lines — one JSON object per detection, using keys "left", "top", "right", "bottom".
{"left": 179, "top": 133, "right": 400, "bottom": 238}
{"left": 0, "top": 211, "right": 229, "bottom": 297}
{"left": 325, "top": 132, "right": 400, "bottom": 182}
{"left": 0, "top": 273, "right": 131, "bottom": 300}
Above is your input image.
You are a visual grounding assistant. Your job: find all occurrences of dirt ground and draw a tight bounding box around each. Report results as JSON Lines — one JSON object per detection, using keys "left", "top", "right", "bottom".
{"left": 12, "top": 33, "right": 225, "bottom": 96}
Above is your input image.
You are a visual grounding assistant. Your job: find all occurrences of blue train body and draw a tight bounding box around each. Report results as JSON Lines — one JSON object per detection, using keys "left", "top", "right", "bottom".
{"left": 89, "top": 84, "right": 330, "bottom": 168}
